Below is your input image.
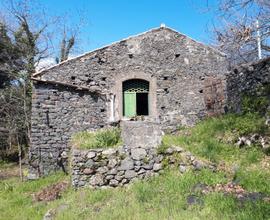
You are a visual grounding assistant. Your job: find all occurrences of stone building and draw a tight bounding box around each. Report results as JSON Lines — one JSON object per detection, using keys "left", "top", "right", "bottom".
{"left": 29, "top": 26, "right": 269, "bottom": 178}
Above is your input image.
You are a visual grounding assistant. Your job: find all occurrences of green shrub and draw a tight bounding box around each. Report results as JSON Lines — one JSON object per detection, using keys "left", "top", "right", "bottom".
{"left": 241, "top": 84, "right": 270, "bottom": 115}
{"left": 242, "top": 95, "right": 269, "bottom": 115}
{"left": 157, "top": 141, "right": 169, "bottom": 154}
{"left": 95, "top": 128, "right": 121, "bottom": 148}
{"left": 71, "top": 127, "right": 121, "bottom": 149}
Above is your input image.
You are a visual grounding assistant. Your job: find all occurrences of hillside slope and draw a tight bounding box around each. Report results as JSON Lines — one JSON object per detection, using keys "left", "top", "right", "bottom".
{"left": 0, "top": 113, "right": 270, "bottom": 220}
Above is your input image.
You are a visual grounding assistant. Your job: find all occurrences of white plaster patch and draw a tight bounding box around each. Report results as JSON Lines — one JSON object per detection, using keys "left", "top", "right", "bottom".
{"left": 184, "top": 58, "right": 189, "bottom": 65}
{"left": 127, "top": 38, "right": 141, "bottom": 54}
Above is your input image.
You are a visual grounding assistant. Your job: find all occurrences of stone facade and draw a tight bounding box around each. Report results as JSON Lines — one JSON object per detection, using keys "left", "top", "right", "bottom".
{"left": 32, "top": 26, "right": 228, "bottom": 128}
{"left": 29, "top": 26, "right": 270, "bottom": 178}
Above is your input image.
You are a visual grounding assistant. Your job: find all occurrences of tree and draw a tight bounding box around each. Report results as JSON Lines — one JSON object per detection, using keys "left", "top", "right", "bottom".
{"left": 208, "top": 0, "right": 270, "bottom": 65}
{"left": 59, "top": 28, "right": 75, "bottom": 62}
{"left": 0, "top": 22, "right": 23, "bottom": 88}
{"left": 0, "top": 0, "right": 83, "bottom": 177}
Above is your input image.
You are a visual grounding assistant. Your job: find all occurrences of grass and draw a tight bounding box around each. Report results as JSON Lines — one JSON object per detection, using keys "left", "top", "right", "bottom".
{"left": 1, "top": 113, "right": 270, "bottom": 219}
{"left": 0, "top": 172, "right": 67, "bottom": 220}
{"left": 162, "top": 113, "right": 268, "bottom": 164}
{"left": 71, "top": 127, "right": 122, "bottom": 149}
{"left": 1, "top": 169, "right": 269, "bottom": 220}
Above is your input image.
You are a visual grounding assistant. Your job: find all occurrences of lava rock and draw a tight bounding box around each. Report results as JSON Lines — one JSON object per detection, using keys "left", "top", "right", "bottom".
{"left": 131, "top": 148, "right": 147, "bottom": 160}
{"left": 125, "top": 170, "right": 137, "bottom": 179}
{"left": 153, "top": 163, "right": 162, "bottom": 171}
{"left": 118, "top": 157, "right": 134, "bottom": 170}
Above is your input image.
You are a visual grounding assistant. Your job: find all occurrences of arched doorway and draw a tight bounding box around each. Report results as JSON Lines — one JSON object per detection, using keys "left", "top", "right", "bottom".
{"left": 123, "top": 79, "right": 149, "bottom": 117}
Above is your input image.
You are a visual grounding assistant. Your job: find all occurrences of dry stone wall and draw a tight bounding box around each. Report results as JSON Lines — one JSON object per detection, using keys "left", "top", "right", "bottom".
{"left": 226, "top": 57, "right": 270, "bottom": 112}
{"left": 71, "top": 146, "right": 216, "bottom": 188}
{"left": 71, "top": 120, "right": 215, "bottom": 188}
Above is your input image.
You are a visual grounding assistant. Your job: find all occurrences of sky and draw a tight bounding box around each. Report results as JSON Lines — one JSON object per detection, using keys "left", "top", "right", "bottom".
{"left": 40, "top": 0, "right": 218, "bottom": 53}
{"left": 0, "top": 0, "right": 220, "bottom": 66}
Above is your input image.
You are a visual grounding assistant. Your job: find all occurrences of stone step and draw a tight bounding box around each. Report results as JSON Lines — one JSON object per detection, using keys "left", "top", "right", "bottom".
{"left": 120, "top": 121, "right": 163, "bottom": 148}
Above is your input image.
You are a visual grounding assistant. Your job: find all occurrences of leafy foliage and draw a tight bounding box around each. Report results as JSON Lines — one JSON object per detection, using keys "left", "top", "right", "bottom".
{"left": 0, "top": 23, "right": 24, "bottom": 88}
{"left": 241, "top": 84, "right": 270, "bottom": 115}
{"left": 0, "top": 0, "right": 82, "bottom": 162}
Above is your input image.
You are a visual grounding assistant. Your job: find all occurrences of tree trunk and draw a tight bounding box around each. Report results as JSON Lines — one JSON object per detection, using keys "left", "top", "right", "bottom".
{"left": 17, "top": 134, "right": 23, "bottom": 181}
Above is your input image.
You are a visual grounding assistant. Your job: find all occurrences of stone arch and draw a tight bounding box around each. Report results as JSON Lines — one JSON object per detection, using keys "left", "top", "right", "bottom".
{"left": 112, "top": 72, "right": 157, "bottom": 121}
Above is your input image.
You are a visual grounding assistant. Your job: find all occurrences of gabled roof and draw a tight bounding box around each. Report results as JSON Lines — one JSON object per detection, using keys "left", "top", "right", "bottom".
{"left": 32, "top": 26, "right": 226, "bottom": 78}
{"left": 32, "top": 77, "right": 106, "bottom": 96}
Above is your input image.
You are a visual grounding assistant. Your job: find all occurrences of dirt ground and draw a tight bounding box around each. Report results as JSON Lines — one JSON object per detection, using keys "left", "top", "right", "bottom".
{"left": 0, "top": 162, "right": 26, "bottom": 180}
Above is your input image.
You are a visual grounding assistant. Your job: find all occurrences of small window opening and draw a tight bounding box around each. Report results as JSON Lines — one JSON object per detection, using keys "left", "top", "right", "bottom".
{"left": 71, "top": 76, "right": 76, "bottom": 80}
{"left": 98, "top": 57, "right": 105, "bottom": 65}
{"left": 128, "top": 54, "right": 133, "bottom": 59}
{"left": 163, "top": 76, "right": 168, "bottom": 80}
{"left": 175, "top": 54, "right": 180, "bottom": 58}
{"left": 46, "top": 110, "right": 50, "bottom": 127}
{"left": 199, "top": 89, "right": 203, "bottom": 93}
{"left": 101, "top": 77, "right": 106, "bottom": 81}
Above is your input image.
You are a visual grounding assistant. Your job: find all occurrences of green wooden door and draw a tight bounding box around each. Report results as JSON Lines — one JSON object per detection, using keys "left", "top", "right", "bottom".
{"left": 124, "top": 92, "right": 136, "bottom": 117}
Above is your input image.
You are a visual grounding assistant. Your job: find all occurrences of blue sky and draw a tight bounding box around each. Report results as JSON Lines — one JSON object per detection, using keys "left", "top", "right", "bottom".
{"left": 41, "top": 0, "right": 218, "bottom": 54}
{"left": 0, "top": 0, "right": 219, "bottom": 56}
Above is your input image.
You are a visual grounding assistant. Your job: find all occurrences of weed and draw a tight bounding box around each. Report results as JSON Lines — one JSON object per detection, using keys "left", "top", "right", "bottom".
{"left": 71, "top": 127, "right": 121, "bottom": 149}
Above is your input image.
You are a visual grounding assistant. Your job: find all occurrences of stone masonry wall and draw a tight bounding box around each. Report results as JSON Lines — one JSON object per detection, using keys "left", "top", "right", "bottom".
{"left": 226, "top": 57, "right": 270, "bottom": 112}
{"left": 29, "top": 82, "right": 107, "bottom": 179}
{"left": 34, "top": 27, "right": 228, "bottom": 128}
{"left": 71, "top": 146, "right": 216, "bottom": 188}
